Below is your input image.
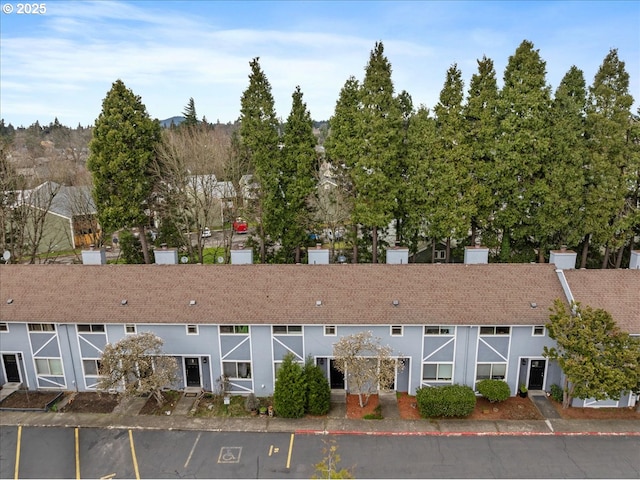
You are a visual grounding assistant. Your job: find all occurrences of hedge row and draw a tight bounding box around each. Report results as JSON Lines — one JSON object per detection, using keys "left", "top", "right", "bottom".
{"left": 415, "top": 385, "right": 476, "bottom": 417}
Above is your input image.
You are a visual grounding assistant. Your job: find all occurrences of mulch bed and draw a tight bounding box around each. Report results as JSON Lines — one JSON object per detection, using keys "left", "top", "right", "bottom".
{"left": 61, "top": 392, "right": 119, "bottom": 413}
{"left": 551, "top": 400, "right": 640, "bottom": 420}
{"left": 138, "top": 390, "right": 182, "bottom": 415}
{"left": 0, "top": 391, "right": 62, "bottom": 410}
{"left": 346, "top": 393, "right": 380, "bottom": 419}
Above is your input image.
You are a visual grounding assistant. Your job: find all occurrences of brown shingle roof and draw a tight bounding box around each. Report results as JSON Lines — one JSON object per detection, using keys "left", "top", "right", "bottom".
{"left": 562, "top": 269, "right": 640, "bottom": 332}
{"left": 0, "top": 263, "right": 567, "bottom": 326}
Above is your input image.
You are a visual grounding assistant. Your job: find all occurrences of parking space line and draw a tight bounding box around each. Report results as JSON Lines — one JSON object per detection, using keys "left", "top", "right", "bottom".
{"left": 184, "top": 432, "right": 201, "bottom": 469}
{"left": 129, "top": 430, "right": 140, "bottom": 480}
{"left": 286, "top": 433, "right": 294, "bottom": 469}
{"left": 14, "top": 425, "right": 22, "bottom": 480}
{"left": 75, "top": 428, "right": 80, "bottom": 480}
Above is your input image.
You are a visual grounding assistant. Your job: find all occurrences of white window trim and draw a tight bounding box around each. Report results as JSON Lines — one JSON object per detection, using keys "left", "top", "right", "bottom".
{"left": 186, "top": 325, "right": 199, "bottom": 335}
{"left": 324, "top": 325, "right": 336, "bottom": 336}
{"left": 532, "top": 325, "right": 545, "bottom": 336}
{"left": 479, "top": 326, "right": 511, "bottom": 336}
{"left": 77, "top": 324, "right": 105, "bottom": 333}
{"left": 28, "top": 323, "right": 56, "bottom": 332}
{"left": 35, "top": 357, "right": 63, "bottom": 376}
{"left": 476, "top": 362, "right": 507, "bottom": 380}
{"left": 0, "top": 322, "right": 8, "bottom": 332}
{"left": 220, "top": 325, "right": 250, "bottom": 335}
{"left": 125, "top": 324, "right": 137, "bottom": 334}
{"left": 222, "top": 360, "right": 252, "bottom": 379}
{"left": 391, "top": 325, "right": 403, "bottom": 336}
{"left": 422, "top": 362, "right": 454, "bottom": 382}
{"left": 272, "top": 325, "right": 303, "bottom": 335}
{"left": 424, "top": 326, "right": 454, "bottom": 336}
{"left": 82, "top": 358, "right": 102, "bottom": 377}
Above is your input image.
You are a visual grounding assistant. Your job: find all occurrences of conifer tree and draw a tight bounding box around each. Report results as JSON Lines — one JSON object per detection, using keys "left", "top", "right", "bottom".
{"left": 583, "top": 49, "right": 634, "bottom": 268}
{"left": 325, "top": 76, "right": 360, "bottom": 261}
{"left": 239, "top": 58, "right": 280, "bottom": 262}
{"left": 87, "top": 79, "right": 161, "bottom": 264}
{"left": 279, "top": 86, "right": 317, "bottom": 262}
{"left": 543, "top": 66, "right": 587, "bottom": 252}
{"left": 181, "top": 97, "right": 199, "bottom": 127}
{"left": 273, "top": 353, "right": 307, "bottom": 418}
{"left": 495, "top": 40, "right": 552, "bottom": 262}
{"left": 429, "top": 64, "right": 474, "bottom": 261}
{"left": 464, "top": 56, "right": 499, "bottom": 247}
{"left": 355, "top": 41, "right": 403, "bottom": 262}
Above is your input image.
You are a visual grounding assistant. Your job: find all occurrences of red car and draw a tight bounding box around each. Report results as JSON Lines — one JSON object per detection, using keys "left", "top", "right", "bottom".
{"left": 233, "top": 217, "right": 248, "bottom": 234}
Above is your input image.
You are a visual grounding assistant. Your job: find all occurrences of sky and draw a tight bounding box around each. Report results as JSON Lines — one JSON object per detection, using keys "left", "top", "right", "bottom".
{"left": 1, "top": 0, "right": 639, "bottom": 128}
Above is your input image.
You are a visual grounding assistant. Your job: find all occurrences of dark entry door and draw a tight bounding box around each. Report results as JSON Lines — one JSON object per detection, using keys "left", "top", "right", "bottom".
{"left": 185, "top": 358, "right": 200, "bottom": 387}
{"left": 3, "top": 354, "right": 20, "bottom": 383}
{"left": 528, "top": 359, "right": 545, "bottom": 390}
{"left": 329, "top": 359, "right": 344, "bottom": 389}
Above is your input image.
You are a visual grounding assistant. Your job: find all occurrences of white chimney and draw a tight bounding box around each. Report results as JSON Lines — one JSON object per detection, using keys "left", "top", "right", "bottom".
{"left": 153, "top": 244, "right": 178, "bottom": 264}
{"left": 386, "top": 246, "right": 409, "bottom": 264}
{"left": 81, "top": 245, "right": 106, "bottom": 265}
{"left": 231, "top": 244, "right": 253, "bottom": 264}
{"left": 308, "top": 244, "right": 329, "bottom": 265}
{"left": 549, "top": 246, "right": 577, "bottom": 270}
{"left": 630, "top": 250, "right": 640, "bottom": 270}
{"left": 464, "top": 245, "right": 489, "bottom": 264}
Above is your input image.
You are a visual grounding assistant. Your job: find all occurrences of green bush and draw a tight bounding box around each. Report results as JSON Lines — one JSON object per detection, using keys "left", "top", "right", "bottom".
{"left": 550, "top": 384, "right": 563, "bottom": 403}
{"left": 273, "top": 354, "right": 306, "bottom": 418}
{"left": 304, "top": 359, "right": 331, "bottom": 415}
{"left": 476, "top": 379, "right": 511, "bottom": 402}
{"left": 415, "top": 385, "right": 476, "bottom": 418}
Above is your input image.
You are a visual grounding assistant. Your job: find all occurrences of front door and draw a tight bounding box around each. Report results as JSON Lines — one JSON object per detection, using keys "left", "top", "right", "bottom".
{"left": 528, "top": 359, "right": 545, "bottom": 390}
{"left": 2, "top": 354, "right": 21, "bottom": 383}
{"left": 185, "top": 357, "right": 201, "bottom": 387}
{"left": 329, "top": 359, "right": 345, "bottom": 389}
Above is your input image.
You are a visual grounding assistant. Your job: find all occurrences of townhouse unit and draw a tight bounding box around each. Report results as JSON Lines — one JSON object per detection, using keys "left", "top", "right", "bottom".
{"left": 1, "top": 246, "right": 638, "bottom": 408}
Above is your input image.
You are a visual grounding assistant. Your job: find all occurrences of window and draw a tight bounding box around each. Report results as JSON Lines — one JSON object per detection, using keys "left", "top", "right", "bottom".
{"left": 0, "top": 322, "right": 8, "bottom": 332}
{"left": 422, "top": 363, "right": 453, "bottom": 381}
{"left": 187, "top": 325, "right": 199, "bottom": 335}
{"left": 434, "top": 250, "right": 446, "bottom": 260}
{"left": 35, "top": 358, "right": 63, "bottom": 375}
{"left": 28, "top": 323, "right": 55, "bottom": 332}
{"left": 83, "top": 359, "right": 102, "bottom": 376}
{"left": 77, "top": 324, "right": 105, "bottom": 333}
{"left": 220, "top": 325, "right": 249, "bottom": 334}
{"left": 476, "top": 363, "right": 506, "bottom": 380}
{"left": 272, "top": 325, "right": 302, "bottom": 334}
{"left": 533, "top": 326, "right": 545, "bottom": 336}
{"left": 479, "top": 326, "right": 510, "bottom": 336}
{"left": 274, "top": 359, "right": 303, "bottom": 379}
{"left": 125, "top": 324, "right": 136, "bottom": 334}
{"left": 223, "top": 361, "right": 251, "bottom": 379}
{"left": 324, "top": 325, "right": 336, "bottom": 336}
{"left": 391, "top": 326, "right": 403, "bottom": 336}
{"left": 424, "top": 326, "right": 453, "bottom": 335}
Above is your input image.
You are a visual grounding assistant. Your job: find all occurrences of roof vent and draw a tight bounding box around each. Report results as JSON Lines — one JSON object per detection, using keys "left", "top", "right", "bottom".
{"left": 392, "top": 300, "right": 399, "bottom": 307}
{"left": 121, "top": 299, "right": 128, "bottom": 306}
{"left": 530, "top": 302, "right": 537, "bottom": 309}
{"left": 6, "top": 298, "right": 13, "bottom": 304}
{"left": 189, "top": 300, "right": 197, "bottom": 306}
{"left": 316, "top": 300, "right": 322, "bottom": 306}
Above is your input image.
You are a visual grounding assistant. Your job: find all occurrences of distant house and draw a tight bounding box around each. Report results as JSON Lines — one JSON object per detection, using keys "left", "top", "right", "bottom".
{"left": 19, "top": 181, "right": 100, "bottom": 251}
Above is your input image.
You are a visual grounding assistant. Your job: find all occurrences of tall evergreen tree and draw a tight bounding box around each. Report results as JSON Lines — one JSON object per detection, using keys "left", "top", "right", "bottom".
{"left": 355, "top": 41, "right": 403, "bottom": 262}
{"left": 393, "top": 90, "right": 414, "bottom": 247}
{"left": 464, "top": 56, "right": 499, "bottom": 247}
{"left": 279, "top": 86, "right": 317, "bottom": 263}
{"left": 87, "top": 79, "right": 161, "bottom": 264}
{"left": 543, "top": 66, "right": 587, "bottom": 252}
{"left": 181, "top": 97, "right": 199, "bottom": 127}
{"left": 430, "top": 64, "right": 474, "bottom": 261}
{"left": 239, "top": 58, "right": 280, "bottom": 263}
{"left": 495, "top": 40, "right": 552, "bottom": 262}
{"left": 325, "top": 76, "right": 360, "bottom": 262}
{"left": 583, "top": 49, "right": 635, "bottom": 268}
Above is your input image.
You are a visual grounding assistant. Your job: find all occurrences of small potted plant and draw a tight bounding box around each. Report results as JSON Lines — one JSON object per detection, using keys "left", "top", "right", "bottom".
{"left": 259, "top": 405, "right": 268, "bottom": 417}
{"left": 518, "top": 383, "right": 528, "bottom": 398}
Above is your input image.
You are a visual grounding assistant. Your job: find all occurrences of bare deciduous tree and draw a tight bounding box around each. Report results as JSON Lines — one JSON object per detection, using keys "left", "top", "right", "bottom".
{"left": 333, "top": 331, "right": 401, "bottom": 407}
{"left": 97, "top": 332, "right": 178, "bottom": 407}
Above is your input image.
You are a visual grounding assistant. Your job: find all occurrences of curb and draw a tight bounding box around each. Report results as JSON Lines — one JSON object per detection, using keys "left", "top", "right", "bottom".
{"left": 295, "top": 429, "right": 640, "bottom": 437}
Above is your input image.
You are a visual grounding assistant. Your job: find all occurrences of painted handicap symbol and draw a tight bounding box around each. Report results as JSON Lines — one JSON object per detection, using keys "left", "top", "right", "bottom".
{"left": 218, "top": 446, "right": 242, "bottom": 463}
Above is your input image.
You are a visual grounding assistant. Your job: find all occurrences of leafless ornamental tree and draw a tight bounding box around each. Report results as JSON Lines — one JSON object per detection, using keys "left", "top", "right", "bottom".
{"left": 333, "top": 331, "right": 400, "bottom": 407}
{"left": 97, "top": 332, "right": 178, "bottom": 407}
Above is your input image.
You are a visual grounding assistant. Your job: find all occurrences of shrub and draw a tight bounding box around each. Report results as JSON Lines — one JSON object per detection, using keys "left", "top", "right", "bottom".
{"left": 273, "top": 353, "right": 306, "bottom": 418}
{"left": 304, "top": 359, "right": 331, "bottom": 415}
{"left": 550, "top": 384, "right": 563, "bottom": 403}
{"left": 415, "top": 385, "right": 476, "bottom": 418}
{"left": 476, "top": 379, "right": 511, "bottom": 402}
